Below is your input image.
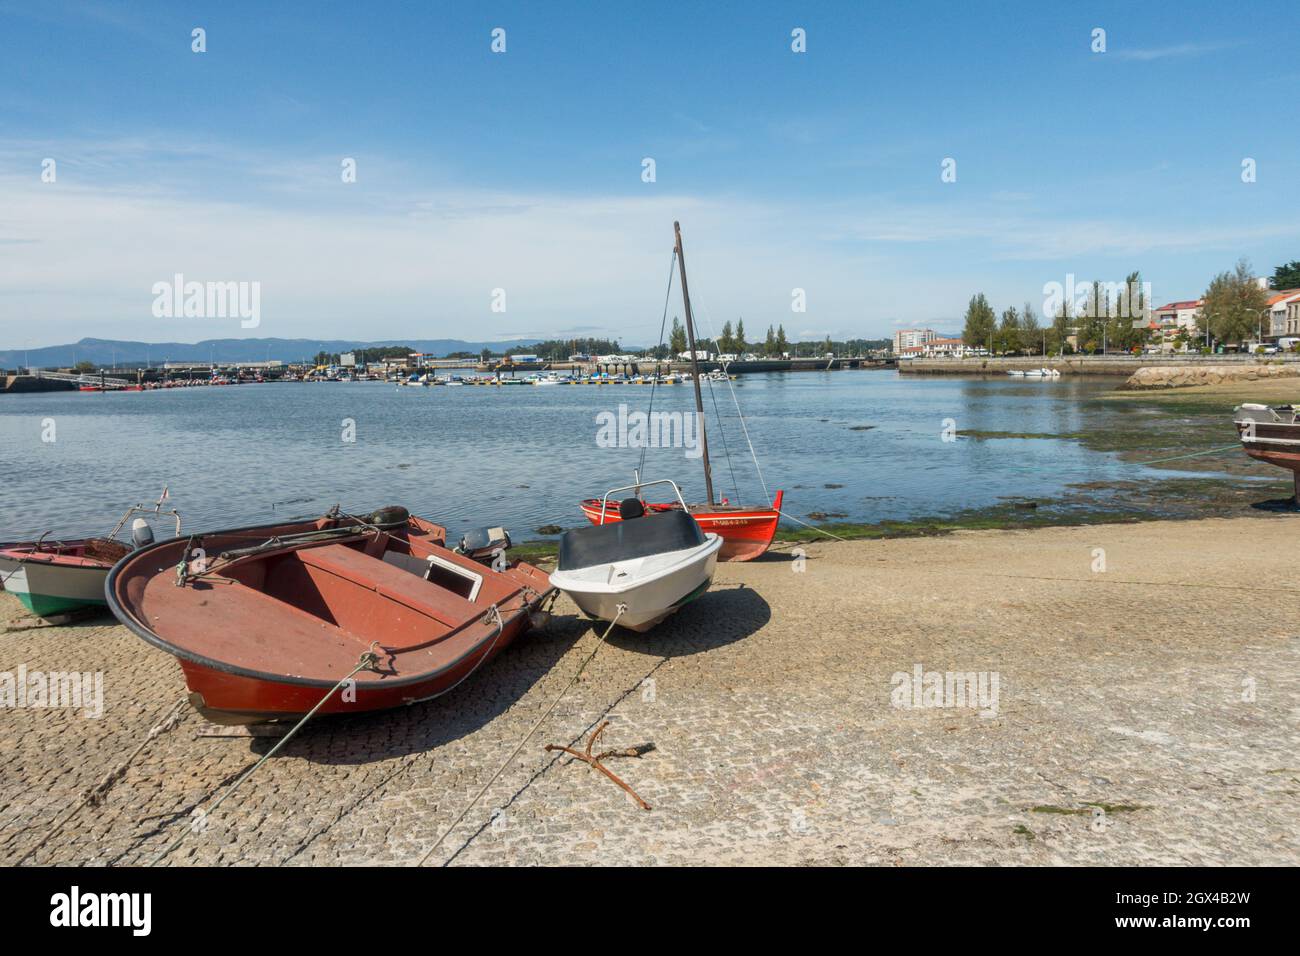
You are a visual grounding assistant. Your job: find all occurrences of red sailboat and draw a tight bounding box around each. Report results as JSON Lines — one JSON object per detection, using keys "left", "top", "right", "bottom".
{"left": 578, "top": 491, "right": 783, "bottom": 563}
{"left": 106, "top": 507, "right": 553, "bottom": 724}
{"left": 580, "top": 221, "right": 784, "bottom": 562}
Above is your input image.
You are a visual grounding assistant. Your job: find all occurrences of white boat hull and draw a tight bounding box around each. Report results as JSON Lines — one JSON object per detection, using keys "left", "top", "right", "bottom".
{"left": 550, "top": 534, "right": 722, "bottom": 632}
{"left": 0, "top": 555, "right": 109, "bottom": 616}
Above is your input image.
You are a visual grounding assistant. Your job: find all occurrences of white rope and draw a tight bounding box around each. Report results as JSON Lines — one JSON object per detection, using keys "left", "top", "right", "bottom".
{"left": 691, "top": 296, "right": 774, "bottom": 508}
{"left": 13, "top": 696, "right": 188, "bottom": 865}
{"left": 150, "top": 647, "right": 380, "bottom": 865}
{"left": 416, "top": 604, "right": 626, "bottom": 867}
{"left": 774, "top": 510, "right": 849, "bottom": 542}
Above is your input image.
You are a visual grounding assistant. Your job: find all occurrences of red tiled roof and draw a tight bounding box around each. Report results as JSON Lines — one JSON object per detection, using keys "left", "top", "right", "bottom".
{"left": 1153, "top": 299, "right": 1203, "bottom": 311}
{"left": 1265, "top": 290, "right": 1300, "bottom": 306}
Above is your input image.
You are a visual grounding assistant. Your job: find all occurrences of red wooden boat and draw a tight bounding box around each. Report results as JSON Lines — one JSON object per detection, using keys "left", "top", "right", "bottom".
{"left": 106, "top": 507, "right": 553, "bottom": 724}
{"left": 579, "top": 489, "right": 783, "bottom": 562}
{"left": 579, "top": 221, "right": 785, "bottom": 562}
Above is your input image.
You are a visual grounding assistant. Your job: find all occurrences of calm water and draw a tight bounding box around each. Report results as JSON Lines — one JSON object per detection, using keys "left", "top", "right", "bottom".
{"left": 0, "top": 373, "right": 1206, "bottom": 542}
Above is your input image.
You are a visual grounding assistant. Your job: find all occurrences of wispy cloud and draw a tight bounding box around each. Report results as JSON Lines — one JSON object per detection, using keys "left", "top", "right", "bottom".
{"left": 1112, "top": 41, "right": 1240, "bottom": 62}
{"left": 3, "top": 136, "right": 1298, "bottom": 346}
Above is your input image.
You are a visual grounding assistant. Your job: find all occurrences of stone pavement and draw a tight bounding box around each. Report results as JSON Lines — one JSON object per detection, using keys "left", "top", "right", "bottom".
{"left": 1, "top": 516, "right": 1295, "bottom": 866}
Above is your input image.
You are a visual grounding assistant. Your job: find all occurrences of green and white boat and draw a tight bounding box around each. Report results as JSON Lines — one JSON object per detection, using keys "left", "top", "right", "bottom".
{"left": 0, "top": 492, "right": 182, "bottom": 618}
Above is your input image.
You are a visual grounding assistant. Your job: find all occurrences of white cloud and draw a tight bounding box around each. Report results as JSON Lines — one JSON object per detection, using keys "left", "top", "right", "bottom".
{"left": 1, "top": 138, "right": 1297, "bottom": 346}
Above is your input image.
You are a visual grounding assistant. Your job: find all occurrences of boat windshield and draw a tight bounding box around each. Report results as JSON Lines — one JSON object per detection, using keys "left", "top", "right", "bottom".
{"left": 559, "top": 511, "right": 705, "bottom": 571}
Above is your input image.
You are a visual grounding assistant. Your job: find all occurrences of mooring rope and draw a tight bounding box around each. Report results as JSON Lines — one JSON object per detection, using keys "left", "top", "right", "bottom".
{"left": 150, "top": 645, "right": 381, "bottom": 866}
{"left": 13, "top": 695, "right": 188, "bottom": 865}
{"left": 693, "top": 296, "right": 774, "bottom": 508}
{"left": 703, "top": 372, "right": 742, "bottom": 502}
{"left": 415, "top": 604, "right": 627, "bottom": 867}
{"left": 774, "top": 509, "right": 850, "bottom": 542}
{"left": 1131, "top": 443, "right": 1243, "bottom": 465}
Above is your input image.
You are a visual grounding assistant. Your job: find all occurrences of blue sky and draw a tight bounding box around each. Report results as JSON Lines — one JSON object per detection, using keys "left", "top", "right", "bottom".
{"left": 1, "top": 0, "right": 1297, "bottom": 347}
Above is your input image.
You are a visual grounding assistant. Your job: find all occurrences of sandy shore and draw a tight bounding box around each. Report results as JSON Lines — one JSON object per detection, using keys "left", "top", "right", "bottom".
{"left": 1, "top": 515, "right": 1296, "bottom": 866}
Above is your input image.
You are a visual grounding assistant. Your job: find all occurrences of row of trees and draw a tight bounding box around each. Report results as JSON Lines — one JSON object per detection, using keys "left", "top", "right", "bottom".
{"left": 963, "top": 270, "right": 1152, "bottom": 355}
{"left": 665, "top": 317, "right": 794, "bottom": 357}
{"left": 527, "top": 338, "right": 624, "bottom": 361}
{"left": 962, "top": 258, "right": 1297, "bottom": 355}
{"left": 961, "top": 295, "right": 1082, "bottom": 355}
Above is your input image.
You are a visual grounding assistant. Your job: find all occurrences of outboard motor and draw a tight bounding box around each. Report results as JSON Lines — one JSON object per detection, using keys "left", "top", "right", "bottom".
{"left": 456, "top": 526, "right": 511, "bottom": 563}
{"left": 130, "top": 518, "right": 154, "bottom": 550}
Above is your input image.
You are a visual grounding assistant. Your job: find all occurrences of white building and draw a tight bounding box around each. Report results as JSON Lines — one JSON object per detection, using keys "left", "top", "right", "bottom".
{"left": 893, "top": 329, "right": 938, "bottom": 352}
{"left": 1265, "top": 291, "right": 1300, "bottom": 339}
{"left": 921, "top": 336, "right": 968, "bottom": 357}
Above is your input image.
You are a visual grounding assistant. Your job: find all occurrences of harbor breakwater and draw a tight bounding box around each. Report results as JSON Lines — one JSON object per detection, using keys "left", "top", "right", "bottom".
{"left": 2, "top": 375, "right": 76, "bottom": 393}
{"left": 899, "top": 355, "right": 1300, "bottom": 377}
{"left": 1119, "top": 363, "right": 1300, "bottom": 390}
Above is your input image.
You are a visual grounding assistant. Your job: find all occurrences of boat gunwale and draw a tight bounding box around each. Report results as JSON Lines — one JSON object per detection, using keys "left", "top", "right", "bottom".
{"left": 578, "top": 499, "right": 781, "bottom": 521}
{"left": 549, "top": 533, "right": 722, "bottom": 595}
{"left": 105, "top": 514, "right": 546, "bottom": 692}
{"left": 0, "top": 548, "right": 117, "bottom": 572}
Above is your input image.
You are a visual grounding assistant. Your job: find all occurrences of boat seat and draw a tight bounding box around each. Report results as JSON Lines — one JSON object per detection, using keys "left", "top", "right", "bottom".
{"left": 298, "top": 543, "right": 481, "bottom": 628}
{"left": 558, "top": 511, "right": 705, "bottom": 571}
{"left": 149, "top": 574, "right": 368, "bottom": 672}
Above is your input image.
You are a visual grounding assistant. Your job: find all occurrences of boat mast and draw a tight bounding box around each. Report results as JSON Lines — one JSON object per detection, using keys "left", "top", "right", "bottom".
{"left": 673, "top": 220, "right": 715, "bottom": 506}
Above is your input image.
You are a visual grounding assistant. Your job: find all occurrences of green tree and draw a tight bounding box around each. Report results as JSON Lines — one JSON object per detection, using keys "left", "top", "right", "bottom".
{"left": 1200, "top": 258, "right": 1269, "bottom": 345}
{"left": 961, "top": 293, "right": 996, "bottom": 350}
{"left": 719, "top": 320, "right": 734, "bottom": 354}
{"left": 1270, "top": 259, "right": 1300, "bottom": 290}
{"left": 669, "top": 317, "right": 687, "bottom": 354}
{"left": 1049, "top": 298, "right": 1072, "bottom": 355}
{"left": 823, "top": 335, "right": 834, "bottom": 354}
{"left": 997, "top": 306, "right": 1022, "bottom": 354}
{"left": 735, "top": 319, "right": 747, "bottom": 353}
{"left": 1021, "top": 301, "right": 1041, "bottom": 355}
{"left": 1073, "top": 280, "right": 1105, "bottom": 353}
{"left": 776, "top": 324, "right": 789, "bottom": 356}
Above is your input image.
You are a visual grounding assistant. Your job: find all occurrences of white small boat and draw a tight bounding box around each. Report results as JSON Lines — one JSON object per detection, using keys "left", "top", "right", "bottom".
{"left": 1007, "top": 370, "right": 1026, "bottom": 377}
{"left": 550, "top": 480, "right": 723, "bottom": 632}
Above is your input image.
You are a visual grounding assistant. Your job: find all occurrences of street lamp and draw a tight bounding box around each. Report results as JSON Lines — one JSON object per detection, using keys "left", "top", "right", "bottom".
{"left": 1252, "top": 307, "right": 1271, "bottom": 351}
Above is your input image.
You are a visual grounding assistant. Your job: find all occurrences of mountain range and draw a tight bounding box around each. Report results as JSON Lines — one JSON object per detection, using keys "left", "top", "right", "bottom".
{"left": 0, "top": 337, "right": 548, "bottom": 369}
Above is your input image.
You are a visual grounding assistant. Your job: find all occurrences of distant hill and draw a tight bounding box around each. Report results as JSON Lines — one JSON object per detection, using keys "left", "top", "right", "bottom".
{"left": 0, "top": 337, "right": 547, "bottom": 368}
